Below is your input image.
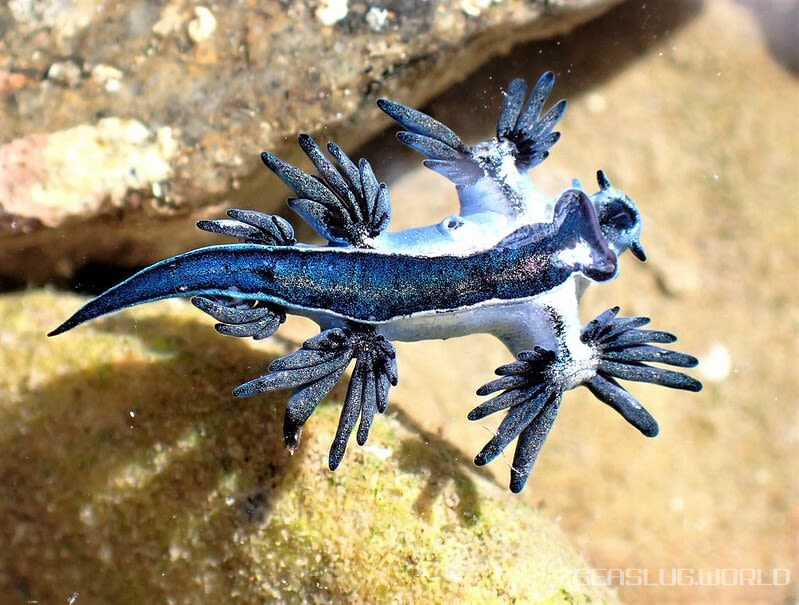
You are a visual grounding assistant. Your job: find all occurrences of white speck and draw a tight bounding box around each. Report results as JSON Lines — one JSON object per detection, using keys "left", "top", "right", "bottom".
{"left": 188, "top": 6, "right": 217, "bottom": 43}
{"left": 365, "top": 6, "right": 389, "bottom": 31}
{"left": 460, "top": 0, "right": 492, "bottom": 17}
{"left": 444, "top": 570, "right": 463, "bottom": 582}
{"left": 129, "top": 410, "right": 136, "bottom": 418}
{"left": 91, "top": 64, "right": 124, "bottom": 93}
{"left": 79, "top": 504, "right": 97, "bottom": 527}
{"left": 363, "top": 443, "right": 393, "bottom": 460}
{"left": 169, "top": 541, "right": 191, "bottom": 561}
{"left": 152, "top": 5, "right": 184, "bottom": 36}
{"left": 699, "top": 343, "right": 731, "bottom": 382}
{"left": 67, "top": 592, "right": 79, "bottom": 605}
{"left": 47, "top": 60, "right": 83, "bottom": 87}
{"left": 316, "top": 0, "right": 348, "bottom": 26}
{"left": 585, "top": 92, "right": 607, "bottom": 114}
{"left": 156, "top": 126, "right": 178, "bottom": 158}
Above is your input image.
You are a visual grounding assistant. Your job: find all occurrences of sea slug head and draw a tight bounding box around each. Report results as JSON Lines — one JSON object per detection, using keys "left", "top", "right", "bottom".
{"left": 590, "top": 170, "right": 647, "bottom": 262}
{"left": 551, "top": 188, "right": 618, "bottom": 283}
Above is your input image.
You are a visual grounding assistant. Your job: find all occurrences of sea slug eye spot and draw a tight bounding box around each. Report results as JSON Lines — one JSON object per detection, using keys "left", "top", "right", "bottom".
{"left": 602, "top": 199, "right": 636, "bottom": 230}
{"left": 439, "top": 215, "right": 464, "bottom": 232}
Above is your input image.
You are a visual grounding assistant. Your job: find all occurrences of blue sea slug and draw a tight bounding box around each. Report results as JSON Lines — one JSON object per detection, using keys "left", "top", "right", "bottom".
{"left": 50, "top": 72, "right": 701, "bottom": 492}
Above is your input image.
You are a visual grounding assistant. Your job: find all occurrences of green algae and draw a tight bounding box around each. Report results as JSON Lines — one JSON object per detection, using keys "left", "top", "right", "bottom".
{"left": 0, "top": 291, "right": 617, "bottom": 604}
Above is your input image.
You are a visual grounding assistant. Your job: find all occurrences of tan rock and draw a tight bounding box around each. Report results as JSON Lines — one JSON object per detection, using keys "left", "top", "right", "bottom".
{"left": 0, "top": 0, "right": 627, "bottom": 282}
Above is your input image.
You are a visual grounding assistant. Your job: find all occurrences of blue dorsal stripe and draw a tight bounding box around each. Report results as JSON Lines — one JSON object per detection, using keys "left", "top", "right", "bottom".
{"left": 48, "top": 191, "right": 613, "bottom": 335}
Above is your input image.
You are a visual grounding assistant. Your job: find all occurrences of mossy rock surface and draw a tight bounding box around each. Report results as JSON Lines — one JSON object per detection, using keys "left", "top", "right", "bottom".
{"left": 0, "top": 291, "right": 618, "bottom": 604}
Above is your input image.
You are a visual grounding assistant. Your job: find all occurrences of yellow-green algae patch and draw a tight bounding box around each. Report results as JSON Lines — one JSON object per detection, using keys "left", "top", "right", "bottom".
{"left": 0, "top": 290, "right": 618, "bottom": 604}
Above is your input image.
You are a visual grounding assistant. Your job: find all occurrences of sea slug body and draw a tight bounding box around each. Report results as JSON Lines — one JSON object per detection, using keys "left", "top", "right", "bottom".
{"left": 50, "top": 72, "right": 702, "bottom": 492}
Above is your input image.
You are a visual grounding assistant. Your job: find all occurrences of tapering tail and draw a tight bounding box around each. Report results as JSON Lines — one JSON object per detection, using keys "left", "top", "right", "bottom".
{"left": 48, "top": 244, "right": 281, "bottom": 336}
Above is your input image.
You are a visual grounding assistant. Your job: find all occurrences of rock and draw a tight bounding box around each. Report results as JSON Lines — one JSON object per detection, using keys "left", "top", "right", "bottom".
{"left": 0, "top": 290, "right": 619, "bottom": 604}
{"left": 0, "top": 0, "right": 626, "bottom": 282}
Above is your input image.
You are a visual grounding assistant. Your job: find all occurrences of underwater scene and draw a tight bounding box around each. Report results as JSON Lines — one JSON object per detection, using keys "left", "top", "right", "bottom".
{"left": 0, "top": 0, "right": 796, "bottom": 603}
